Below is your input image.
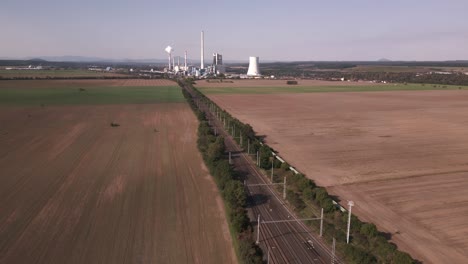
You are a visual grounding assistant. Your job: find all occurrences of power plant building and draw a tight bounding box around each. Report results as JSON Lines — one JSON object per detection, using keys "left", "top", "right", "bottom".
{"left": 247, "top": 56, "right": 260, "bottom": 76}
{"left": 212, "top": 53, "right": 225, "bottom": 74}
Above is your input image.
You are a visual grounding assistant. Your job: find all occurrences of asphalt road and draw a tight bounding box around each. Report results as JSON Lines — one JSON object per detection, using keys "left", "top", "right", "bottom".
{"left": 185, "top": 86, "right": 341, "bottom": 264}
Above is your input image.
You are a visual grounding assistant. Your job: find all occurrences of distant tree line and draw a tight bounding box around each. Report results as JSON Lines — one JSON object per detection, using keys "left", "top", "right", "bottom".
{"left": 306, "top": 71, "right": 468, "bottom": 86}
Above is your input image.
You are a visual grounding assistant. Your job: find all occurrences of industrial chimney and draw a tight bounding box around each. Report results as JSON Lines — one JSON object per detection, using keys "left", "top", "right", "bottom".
{"left": 164, "top": 46, "right": 173, "bottom": 70}
{"left": 184, "top": 51, "right": 187, "bottom": 71}
{"left": 247, "top": 56, "right": 260, "bottom": 76}
{"left": 200, "top": 31, "right": 205, "bottom": 69}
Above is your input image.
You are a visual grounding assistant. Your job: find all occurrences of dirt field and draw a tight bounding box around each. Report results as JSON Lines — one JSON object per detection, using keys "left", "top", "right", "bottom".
{"left": 0, "top": 87, "right": 236, "bottom": 263}
{"left": 207, "top": 90, "right": 468, "bottom": 263}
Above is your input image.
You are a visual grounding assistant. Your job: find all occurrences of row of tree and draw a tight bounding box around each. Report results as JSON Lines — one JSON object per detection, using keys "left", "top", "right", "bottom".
{"left": 188, "top": 82, "right": 416, "bottom": 264}
{"left": 180, "top": 84, "right": 263, "bottom": 264}
{"left": 309, "top": 71, "right": 468, "bottom": 86}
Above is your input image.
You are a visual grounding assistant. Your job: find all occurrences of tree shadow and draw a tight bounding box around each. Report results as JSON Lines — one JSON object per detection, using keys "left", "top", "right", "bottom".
{"left": 380, "top": 231, "right": 392, "bottom": 240}
{"left": 246, "top": 194, "right": 270, "bottom": 208}
{"left": 232, "top": 169, "right": 248, "bottom": 182}
{"left": 329, "top": 195, "right": 341, "bottom": 203}
{"left": 225, "top": 150, "right": 243, "bottom": 155}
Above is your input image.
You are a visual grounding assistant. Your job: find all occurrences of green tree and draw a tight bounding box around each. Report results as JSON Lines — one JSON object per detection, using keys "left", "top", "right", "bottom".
{"left": 224, "top": 181, "right": 247, "bottom": 209}
{"left": 280, "top": 161, "right": 290, "bottom": 171}
{"left": 303, "top": 187, "right": 314, "bottom": 201}
{"left": 213, "top": 160, "right": 232, "bottom": 190}
{"left": 259, "top": 145, "right": 272, "bottom": 169}
{"left": 206, "top": 137, "right": 225, "bottom": 163}
{"left": 393, "top": 251, "right": 414, "bottom": 264}
{"left": 360, "top": 223, "right": 378, "bottom": 238}
{"left": 241, "top": 124, "right": 256, "bottom": 140}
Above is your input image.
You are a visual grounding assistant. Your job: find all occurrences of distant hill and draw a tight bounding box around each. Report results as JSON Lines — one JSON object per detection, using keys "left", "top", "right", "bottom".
{"left": 378, "top": 58, "right": 392, "bottom": 62}
{"left": 28, "top": 58, "right": 48, "bottom": 62}
{"left": 37, "top": 56, "right": 114, "bottom": 62}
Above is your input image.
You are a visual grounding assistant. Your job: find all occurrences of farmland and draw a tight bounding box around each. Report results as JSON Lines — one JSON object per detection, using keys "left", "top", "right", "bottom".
{"left": 197, "top": 79, "right": 468, "bottom": 94}
{"left": 198, "top": 80, "right": 468, "bottom": 263}
{"left": 0, "top": 69, "right": 128, "bottom": 78}
{"left": 0, "top": 80, "right": 236, "bottom": 264}
{"left": 344, "top": 65, "right": 468, "bottom": 73}
{"left": 0, "top": 80, "right": 184, "bottom": 105}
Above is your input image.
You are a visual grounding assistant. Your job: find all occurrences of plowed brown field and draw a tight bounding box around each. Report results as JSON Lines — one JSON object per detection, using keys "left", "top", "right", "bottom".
{"left": 208, "top": 90, "right": 468, "bottom": 263}
{"left": 0, "top": 103, "right": 236, "bottom": 264}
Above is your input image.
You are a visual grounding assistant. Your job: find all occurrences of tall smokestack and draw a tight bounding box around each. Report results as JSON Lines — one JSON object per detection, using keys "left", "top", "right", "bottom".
{"left": 168, "top": 54, "right": 171, "bottom": 70}
{"left": 165, "top": 46, "right": 173, "bottom": 70}
{"left": 201, "top": 31, "right": 205, "bottom": 69}
{"left": 184, "top": 51, "right": 187, "bottom": 71}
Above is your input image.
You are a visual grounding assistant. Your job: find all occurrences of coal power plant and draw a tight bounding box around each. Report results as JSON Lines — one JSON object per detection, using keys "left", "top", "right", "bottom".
{"left": 163, "top": 30, "right": 261, "bottom": 78}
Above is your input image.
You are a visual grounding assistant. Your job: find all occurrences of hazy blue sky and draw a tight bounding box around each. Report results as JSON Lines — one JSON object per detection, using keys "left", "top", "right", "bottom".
{"left": 1, "top": 0, "right": 467, "bottom": 61}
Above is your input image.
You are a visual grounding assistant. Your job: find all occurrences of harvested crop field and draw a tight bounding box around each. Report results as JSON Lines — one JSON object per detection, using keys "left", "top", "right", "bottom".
{"left": 0, "top": 83, "right": 236, "bottom": 264}
{"left": 197, "top": 79, "right": 468, "bottom": 94}
{"left": 206, "top": 89, "right": 468, "bottom": 263}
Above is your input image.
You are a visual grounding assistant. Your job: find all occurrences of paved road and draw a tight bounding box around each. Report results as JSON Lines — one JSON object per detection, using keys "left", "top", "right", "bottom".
{"left": 185, "top": 86, "right": 341, "bottom": 264}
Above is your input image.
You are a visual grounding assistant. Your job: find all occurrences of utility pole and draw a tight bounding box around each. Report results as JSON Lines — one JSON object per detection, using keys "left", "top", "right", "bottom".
{"left": 271, "top": 159, "right": 274, "bottom": 182}
{"left": 240, "top": 133, "right": 243, "bottom": 147}
{"left": 283, "top": 176, "right": 287, "bottom": 199}
{"left": 256, "top": 214, "right": 261, "bottom": 244}
{"left": 247, "top": 140, "right": 250, "bottom": 154}
{"left": 347, "top": 201, "right": 354, "bottom": 244}
{"left": 256, "top": 151, "right": 259, "bottom": 166}
{"left": 267, "top": 247, "right": 270, "bottom": 264}
{"left": 320, "top": 208, "right": 324, "bottom": 237}
{"left": 331, "top": 238, "right": 336, "bottom": 264}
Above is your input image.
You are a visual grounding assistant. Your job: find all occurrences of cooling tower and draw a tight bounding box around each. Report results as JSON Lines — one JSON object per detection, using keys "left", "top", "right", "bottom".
{"left": 247, "top": 56, "right": 260, "bottom": 76}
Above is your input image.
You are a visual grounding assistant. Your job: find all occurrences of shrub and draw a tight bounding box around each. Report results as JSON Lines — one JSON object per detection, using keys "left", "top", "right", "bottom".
{"left": 344, "top": 244, "right": 377, "bottom": 264}
{"left": 280, "top": 162, "right": 290, "bottom": 170}
{"left": 393, "top": 251, "right": 415, "bottom": 264}
{"left": 360, "top": 223, "right": 378, "bottom": 238}
{"left": 287, "top": 190, "right": 306, "bottom": 210}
